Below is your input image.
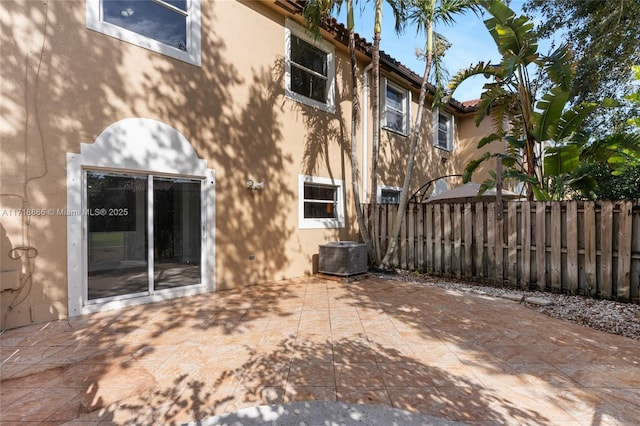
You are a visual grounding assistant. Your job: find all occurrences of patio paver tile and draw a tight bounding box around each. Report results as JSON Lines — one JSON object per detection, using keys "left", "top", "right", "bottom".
{"left": 1, "top": 276, "right": 639, "bottom": 425}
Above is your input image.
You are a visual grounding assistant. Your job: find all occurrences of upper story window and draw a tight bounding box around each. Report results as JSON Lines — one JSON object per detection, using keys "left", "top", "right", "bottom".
{"left": 87, "top": 0, "right": 201, "bottom": 66}
{"left": 299, "top": 175, "right": 345, "bottom": 229}
{"left": 434, "top": 109, "right": 454, "bottom": 151}
{"left": 382, "top": 78, "right": 411, "bottom": 135}
{"left": 285, "top": 19, "right": 335, "bottom": 113}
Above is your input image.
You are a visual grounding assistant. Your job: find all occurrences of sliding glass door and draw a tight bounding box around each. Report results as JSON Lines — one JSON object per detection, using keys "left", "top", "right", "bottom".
{"left": 153, "top": 177, "right": 201, "bottom": 290}
{"left": 86, "top": 171, "right": 202, "bottom": 302}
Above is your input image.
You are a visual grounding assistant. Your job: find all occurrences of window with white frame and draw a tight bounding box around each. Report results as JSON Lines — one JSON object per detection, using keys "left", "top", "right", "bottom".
{"left": 86, "top": 0, "right": 201, "bottom": 66}
{"left": 378, "top": 186, "right": 402, "bottom": 204}
{"left": 299, "top": 175, "right": 344, "bottom": 229}
{"left": 434, "top": 109, "right": 454, "bottom": 151}
{"left": 382, "top": 78, "right": 411, "bottom": 135}
{"left": 285, "top": 19, "right": 335, "bottom": 113}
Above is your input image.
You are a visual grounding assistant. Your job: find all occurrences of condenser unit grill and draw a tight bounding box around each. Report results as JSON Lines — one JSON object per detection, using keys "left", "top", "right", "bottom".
{"left": 318, "top": 241, "right": 367, "bottom": 276}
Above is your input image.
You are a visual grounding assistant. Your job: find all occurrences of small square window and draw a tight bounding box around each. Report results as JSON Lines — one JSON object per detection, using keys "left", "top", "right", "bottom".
{"left": 285, "top": 19, "right": 335, "bottom": 113}
{"left": 87, "top": 0, "right": 201, "bottom": 66}
{"left": 382, "top": 78, "right": 411, "bottom": 135}
{"left": 434, "top": 109, "right": 454, "bottom": 151}
{"left": 299, "top": 175, "right": 344, "bottom": 229}
{"left": 378, "top": 186, "right": 402, "bottom": 204}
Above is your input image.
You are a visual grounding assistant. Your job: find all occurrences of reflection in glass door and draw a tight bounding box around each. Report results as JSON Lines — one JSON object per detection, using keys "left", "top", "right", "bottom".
{"left": 86, "top": 172, "right": 202, "bottom": 302}
{"left": 87, "top": 172, "right": 148, "bottom": 300}
{"left": 153, "top": 177, "right": 201, "bottom": 290}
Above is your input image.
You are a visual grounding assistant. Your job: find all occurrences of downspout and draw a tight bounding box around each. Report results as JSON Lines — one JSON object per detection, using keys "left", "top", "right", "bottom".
{"left": 362, "top": 63, "right": 373, "bottom": 203}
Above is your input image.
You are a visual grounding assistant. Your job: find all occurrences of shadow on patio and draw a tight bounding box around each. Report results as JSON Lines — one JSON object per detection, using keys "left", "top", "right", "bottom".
{"left": 1, "top": 276, "right": 639, "bottom": 425}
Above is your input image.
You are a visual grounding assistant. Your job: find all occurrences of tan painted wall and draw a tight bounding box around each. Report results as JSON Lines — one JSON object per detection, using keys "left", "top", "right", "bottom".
{"left": 374, "top": 73, "right": 498, "bottom": 198}
{"left": 0, "top": 0, "right": 495, "bottom": 329}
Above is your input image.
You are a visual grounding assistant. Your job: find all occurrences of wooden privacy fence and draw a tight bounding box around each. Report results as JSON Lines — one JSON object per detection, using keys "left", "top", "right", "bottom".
{"left": 368, "top": 200, "right": 640, "bottom": 302}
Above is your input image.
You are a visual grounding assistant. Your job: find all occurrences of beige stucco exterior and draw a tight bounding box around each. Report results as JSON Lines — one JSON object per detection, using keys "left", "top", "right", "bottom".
{"left": 0, "top": 0, "right": 501, "bottom": 329}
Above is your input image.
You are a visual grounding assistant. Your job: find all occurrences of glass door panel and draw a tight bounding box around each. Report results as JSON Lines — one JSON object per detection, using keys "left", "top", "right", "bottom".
{"left": 87, "top": 172, "right": 148, "bottom": 300}
{"left": 153, "top": 177, "right": 201, "bottom": 289}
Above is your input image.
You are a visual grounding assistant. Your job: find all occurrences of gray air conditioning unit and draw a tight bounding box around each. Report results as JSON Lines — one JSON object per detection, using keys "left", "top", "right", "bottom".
{"left": 318, "top": 241, "right": 367, "bottom": 277}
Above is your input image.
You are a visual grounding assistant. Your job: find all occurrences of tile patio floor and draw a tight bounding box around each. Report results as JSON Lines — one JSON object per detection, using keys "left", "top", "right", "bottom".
{"left": 1, "top": 276, "right": 639, "bottom": 425}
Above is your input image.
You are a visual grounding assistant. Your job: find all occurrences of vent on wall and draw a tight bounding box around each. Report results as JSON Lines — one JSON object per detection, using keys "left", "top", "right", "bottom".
{"left": 318, "top": 241, "right": 367, "bottom": 277}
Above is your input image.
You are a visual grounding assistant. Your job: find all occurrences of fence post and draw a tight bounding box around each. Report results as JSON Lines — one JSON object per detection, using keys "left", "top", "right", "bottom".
{"left": 566, "top": 201, "right": 578, "bottom": 295}
{"left": 583, "top": 201, "right": 597, "bottom": 296}
{"left": 550, "top": 202, "right": 562, "bottom": 292}
{"left": 536, "top": 202, "right": 546, "bottom": 291}
{"left": 617, "top": 201, "right": 633, "bottom": 301}
{"left": 508, "top": 202, "right": 518, "bottom": 287}
{"left": 600, "top": 202, "right": 613, "bottom": 298}
{"left": 521, "top": 201, "right": 531, "bottom": 289}
{"left": 475, "top": 203, "right": 485, "bottom": 280}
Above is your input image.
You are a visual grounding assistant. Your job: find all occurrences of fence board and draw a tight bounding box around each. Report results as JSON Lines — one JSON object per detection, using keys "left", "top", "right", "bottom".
{"left": 464, "top": 203, "right": 473, "bottom": 277}
{"left": 583, "top": 202, "right": 596, "bottom": 295}
{"left": 566, "top": 201, "right": 578, "bottom": 294}
{"left": 487, "top": 203, "right": 496, "bottom": 281}
{"left": 400, "top": 207, "right": 407, "bottom": 269}
{"left": 600, "top": 202, "right": 613, "bottom": 298}
{"left": 522, "top": 201, "right": 531, "bottom": 289}
{"left": 550, "top": 202, "right": 562, "bottom": 291}
{"left": 508, "top": 203, "right": 518, "bottom": 287}
{"left": 425, "top": 204, "right": 433, "bottom": 272}
{"left": 416, "top": 204, "right": 424, "bottom": 269}
{"left": 408, "top": 204, "right": 415, "bottom": 270}
{"left": 453, "top": 204, "right": 462, "bottom": 276}
{"left": 536, "top": 202, "right": 546, "bottom": 291}
{"left": 494, "top": 204, "right": 504, "bottom": 284}
{"left": 475, "top": 203, "right": 485, "bottom": 279}
{"left": 434, "top": 206, "right": 442, "bottom": 274}
{"left": 617, "top": 201, "right": 633, "bottom": 301}
{"left": 443, "top": 204, "right": 452, "bottom": 275}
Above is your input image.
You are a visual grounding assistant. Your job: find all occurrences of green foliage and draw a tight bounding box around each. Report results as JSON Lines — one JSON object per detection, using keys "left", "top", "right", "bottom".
{"left": 571, "top": 162, "right": 640, "bottom": 200}
{"left": 524, "top": 0, "right": 640, "bottom": 135}
{"left": 450, "top": 0, "right": 629, "bottom": 201}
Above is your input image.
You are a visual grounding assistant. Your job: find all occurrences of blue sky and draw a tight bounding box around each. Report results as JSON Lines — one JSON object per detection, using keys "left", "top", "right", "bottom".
{"left": 335, "top": 0, "right": 546, "bottom": 102}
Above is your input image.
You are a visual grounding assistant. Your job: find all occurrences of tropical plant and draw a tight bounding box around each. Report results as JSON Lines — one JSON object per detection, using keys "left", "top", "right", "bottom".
{"left": 449, "top": 0, "right": 622, "bottom": 201}
{"left": 380, "top": 0, "right": 479, "bottom": 268}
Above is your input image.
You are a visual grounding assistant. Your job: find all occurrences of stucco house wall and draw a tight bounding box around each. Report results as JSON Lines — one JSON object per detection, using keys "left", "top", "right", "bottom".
{"left": 0, "top": 0, "right": 498, "bottom": 329}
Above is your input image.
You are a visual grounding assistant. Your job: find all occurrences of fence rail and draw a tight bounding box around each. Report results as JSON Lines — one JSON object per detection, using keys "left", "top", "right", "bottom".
{"left": 367, "top": 200, "right": 640, "bottom": 302}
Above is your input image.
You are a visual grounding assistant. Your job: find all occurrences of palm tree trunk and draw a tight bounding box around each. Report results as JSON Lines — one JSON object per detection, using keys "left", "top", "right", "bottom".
{"left": 370, "top": 32, "right": 381, "bottom": 264}
{"left": 348, "top": 28, "right": 374, "bottom": 260}
{"left": 381, "top": 22, "right": 434, "bottom": 268}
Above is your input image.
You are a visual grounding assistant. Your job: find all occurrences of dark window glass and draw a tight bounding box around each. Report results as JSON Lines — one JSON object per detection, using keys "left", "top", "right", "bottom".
{"left": 304, "top": 183, "right": 337, "bottom": 219}
{"left": 385, "top": 85, "right": 406, "bottom": 132}
{"left": 437, "top": 113, "right": 450, "bottom": 148}
{"left": 103, "top": 0, "right": 188, "bottom": 51}
{"left": 381, "top": 189, "right": 400, "bottom": 204}
{"left": 87, "top": 172, "right": 148, "bottom": 300}
{"left": 153, "top": 178, "right": 201, "bottom": 289}
{"left": 290, "top": 35, "right": 328, "bottom": 103}
{"left": 291, "top": 36, "right": 327, "bottom": 76}
{"left": 304, "top": 202, "right": 336, "bottom": 218}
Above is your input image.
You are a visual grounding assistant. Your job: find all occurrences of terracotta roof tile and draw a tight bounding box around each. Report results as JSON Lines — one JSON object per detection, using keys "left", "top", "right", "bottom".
{"left": 273, "top": 0, "right": 478, "bottom": 113}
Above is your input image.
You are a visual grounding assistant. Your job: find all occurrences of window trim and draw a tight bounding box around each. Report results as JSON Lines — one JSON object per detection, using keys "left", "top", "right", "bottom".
{"left": 434, "top": 109, "right": 454, "bottom": 151}
{"left": 298, "top": 175, "right": 345, "bottom": 229}
{"left": 381, "top": 78, "right": 411, "bottom": 136}
{"left": 377, "top": 185, "right": 402, "bottom": 204}
{"left": 285, "top": 18, "right": 335, "bottom": 113}
{"left": 86, "top": 0, "right": 202, "bottom": 66}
